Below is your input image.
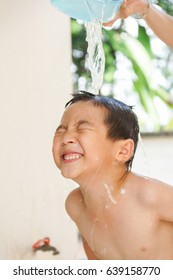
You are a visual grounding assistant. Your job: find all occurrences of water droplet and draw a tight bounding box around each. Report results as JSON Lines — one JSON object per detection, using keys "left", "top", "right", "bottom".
{"left": 103, "top": 183, "right": 117, "bottom": 205}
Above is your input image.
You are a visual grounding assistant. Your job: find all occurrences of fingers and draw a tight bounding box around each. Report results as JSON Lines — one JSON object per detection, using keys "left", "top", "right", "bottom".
{"left": 102, "top": 0, "right": 132, "bottom": 27}
{"left": 103, "top": 16, "right": 119, "bottom": 27}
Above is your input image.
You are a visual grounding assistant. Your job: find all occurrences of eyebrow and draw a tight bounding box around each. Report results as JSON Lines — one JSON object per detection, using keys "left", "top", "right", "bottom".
{"left": 55, "top": 124, "right": 67, "bottom": 132}
{"left": 55, "top": 120, "right": 94, "bottom": 132}
{"left": 75, "top": 120, "right": 94, "bottom": 128}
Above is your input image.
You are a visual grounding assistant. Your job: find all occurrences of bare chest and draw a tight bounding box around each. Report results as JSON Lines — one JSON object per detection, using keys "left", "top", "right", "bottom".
{"left": 76, "top": 202, "right": 158, "bottom": 259}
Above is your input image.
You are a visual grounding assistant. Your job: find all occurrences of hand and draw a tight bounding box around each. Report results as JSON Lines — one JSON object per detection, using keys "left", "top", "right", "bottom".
{"left": 103, "top": 0, "right": 149, "bottom": 27}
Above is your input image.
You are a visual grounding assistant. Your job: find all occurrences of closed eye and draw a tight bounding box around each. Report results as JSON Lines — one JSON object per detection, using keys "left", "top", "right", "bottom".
{"left": 77, "top": 127, "right": 93, "bottom": 132}
{"left": 76, "top": 120, "right": 94, "bottom": 131}
{"left": 55, "top": 125, "right": 67, "bottom": 135}
{"left": 54, "top": 120, "right": 94, "bottom": 135}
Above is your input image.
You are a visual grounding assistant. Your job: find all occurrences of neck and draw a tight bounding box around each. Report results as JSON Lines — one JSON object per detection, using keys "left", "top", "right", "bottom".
{"left": 78, "top": 168, "right": 130, "bottom": 211}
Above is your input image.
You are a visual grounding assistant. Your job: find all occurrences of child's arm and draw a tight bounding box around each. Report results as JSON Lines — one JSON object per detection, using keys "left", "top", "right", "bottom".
{"left": 151, "top": 182, "right": 173, "bottom": 222}
{"left": 82, "top": 238, "right": 99, "bottom": 260}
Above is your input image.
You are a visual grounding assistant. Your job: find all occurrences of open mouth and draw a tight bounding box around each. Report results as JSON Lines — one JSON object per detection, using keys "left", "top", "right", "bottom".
{"left": 62, "top": 153, "right": 83, "bottom": 162}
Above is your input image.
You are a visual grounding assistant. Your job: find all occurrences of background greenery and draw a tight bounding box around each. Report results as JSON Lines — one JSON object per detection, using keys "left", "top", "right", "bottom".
{"left": 71, "top": 0, "right": 173, "bottom": 132}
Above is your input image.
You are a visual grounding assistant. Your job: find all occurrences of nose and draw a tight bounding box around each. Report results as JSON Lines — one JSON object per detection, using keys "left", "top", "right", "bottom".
{"left": 61, "top": 130, "right": 76, "bottom": 146}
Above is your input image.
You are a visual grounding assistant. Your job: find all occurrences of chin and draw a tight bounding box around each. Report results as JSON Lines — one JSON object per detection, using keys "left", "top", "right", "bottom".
{"left": 60, "top": 164, "right": 90, "bottom": 183}
{"left": 61, "top": 170, "right": 80, "bottom": 181}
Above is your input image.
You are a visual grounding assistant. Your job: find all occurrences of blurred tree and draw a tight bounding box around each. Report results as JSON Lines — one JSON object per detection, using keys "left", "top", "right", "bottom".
{"left": 71, "top": 0, "right": 173, "bottom": 132}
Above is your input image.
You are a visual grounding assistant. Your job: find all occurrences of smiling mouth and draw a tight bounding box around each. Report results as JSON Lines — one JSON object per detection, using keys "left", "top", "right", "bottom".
{"left": 62, "top": 153, "right": 83, "bottom": 162}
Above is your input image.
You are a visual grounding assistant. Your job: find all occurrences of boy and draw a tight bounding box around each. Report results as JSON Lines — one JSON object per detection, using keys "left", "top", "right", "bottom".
{"left": 52, "top": 91, "right": 173, "bottom": 260}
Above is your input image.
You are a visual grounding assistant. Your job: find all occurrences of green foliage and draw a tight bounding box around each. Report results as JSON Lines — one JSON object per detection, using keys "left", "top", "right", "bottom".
{"left": 158, "top": 0, "right": 173, "bottom": 16}
{"left": 71, "top": 1, "right": 173, "bottom": 132}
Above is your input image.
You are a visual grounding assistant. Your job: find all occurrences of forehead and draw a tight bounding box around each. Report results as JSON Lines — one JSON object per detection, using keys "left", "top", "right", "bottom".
{"left": 61, "top": 101, "right": 105, "bottom": 124}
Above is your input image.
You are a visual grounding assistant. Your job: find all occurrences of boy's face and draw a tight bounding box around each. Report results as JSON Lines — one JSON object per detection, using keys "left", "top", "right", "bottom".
{"left": 52, "top": 101, "right": 116, "bottom": 183}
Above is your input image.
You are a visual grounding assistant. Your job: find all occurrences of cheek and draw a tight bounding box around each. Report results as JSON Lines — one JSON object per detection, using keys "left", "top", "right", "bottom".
{"left": 52, "top": 138, "right": 61, "bottom": 164}
{"left": 85, "top": 145, "right": 104, "bottom": 165}
{"left": 89, "top": 141, "right": 113, "bottom": 162}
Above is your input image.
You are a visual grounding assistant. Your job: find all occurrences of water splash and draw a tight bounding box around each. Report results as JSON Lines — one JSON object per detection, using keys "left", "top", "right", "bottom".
{"left": 103, "top": 183, "right": 117, "bottom": 205}
{"left": 120, "top": 188, "right": 126, "bottom": 195}
{"left": 101, "top": 247, "right": 107, "bottom": 256}
{"left": 138, "top": 133, "right": 150, "bottom": 175}
{"left": 90, "top": 218, "right": 98, "bottom": 251}
{"left": 85, "top": 20, "right": 105, "bottom": 94}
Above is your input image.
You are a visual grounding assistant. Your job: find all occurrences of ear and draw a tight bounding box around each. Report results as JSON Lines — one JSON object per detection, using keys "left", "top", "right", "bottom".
{"left": 114, "top": 139, "right": 134, "bottom": 164}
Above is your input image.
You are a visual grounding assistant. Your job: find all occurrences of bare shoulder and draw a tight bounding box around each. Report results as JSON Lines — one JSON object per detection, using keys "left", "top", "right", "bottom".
{"left": 132, "top": 172, "right": 173, "bottom": 210}
{"left": 142, "top": 177, "right": 173, "bottom": 221}
{"left": 65, "top": 187, "right": 84, "bottom": 221}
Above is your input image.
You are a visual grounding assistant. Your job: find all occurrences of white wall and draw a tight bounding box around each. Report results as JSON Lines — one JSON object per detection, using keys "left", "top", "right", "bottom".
{"left": 133, "top": 135, "right": 173, "bottom": 186}
{"left": 0, "top": 0, "right": 79, "bottom": 259}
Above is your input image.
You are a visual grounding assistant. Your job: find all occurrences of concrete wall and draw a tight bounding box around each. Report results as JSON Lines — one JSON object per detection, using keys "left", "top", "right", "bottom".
{"left": 0, "top": 0, "right": 79, "bottom": 260}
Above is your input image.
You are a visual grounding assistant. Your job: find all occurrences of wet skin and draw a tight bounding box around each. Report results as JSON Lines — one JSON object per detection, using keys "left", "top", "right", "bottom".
{"left": 52, "top": 101, "right": 173, "bottom": 259}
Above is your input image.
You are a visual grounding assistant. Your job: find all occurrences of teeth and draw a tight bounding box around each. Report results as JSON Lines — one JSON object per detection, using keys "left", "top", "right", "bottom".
{"left": 63, "top": 154, "right": 81, "bottom": 161}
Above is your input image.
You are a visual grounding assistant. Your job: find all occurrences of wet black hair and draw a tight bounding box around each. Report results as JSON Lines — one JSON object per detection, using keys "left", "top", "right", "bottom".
{"left": 65, "top": 91, "right": 139, "bottom": 170}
